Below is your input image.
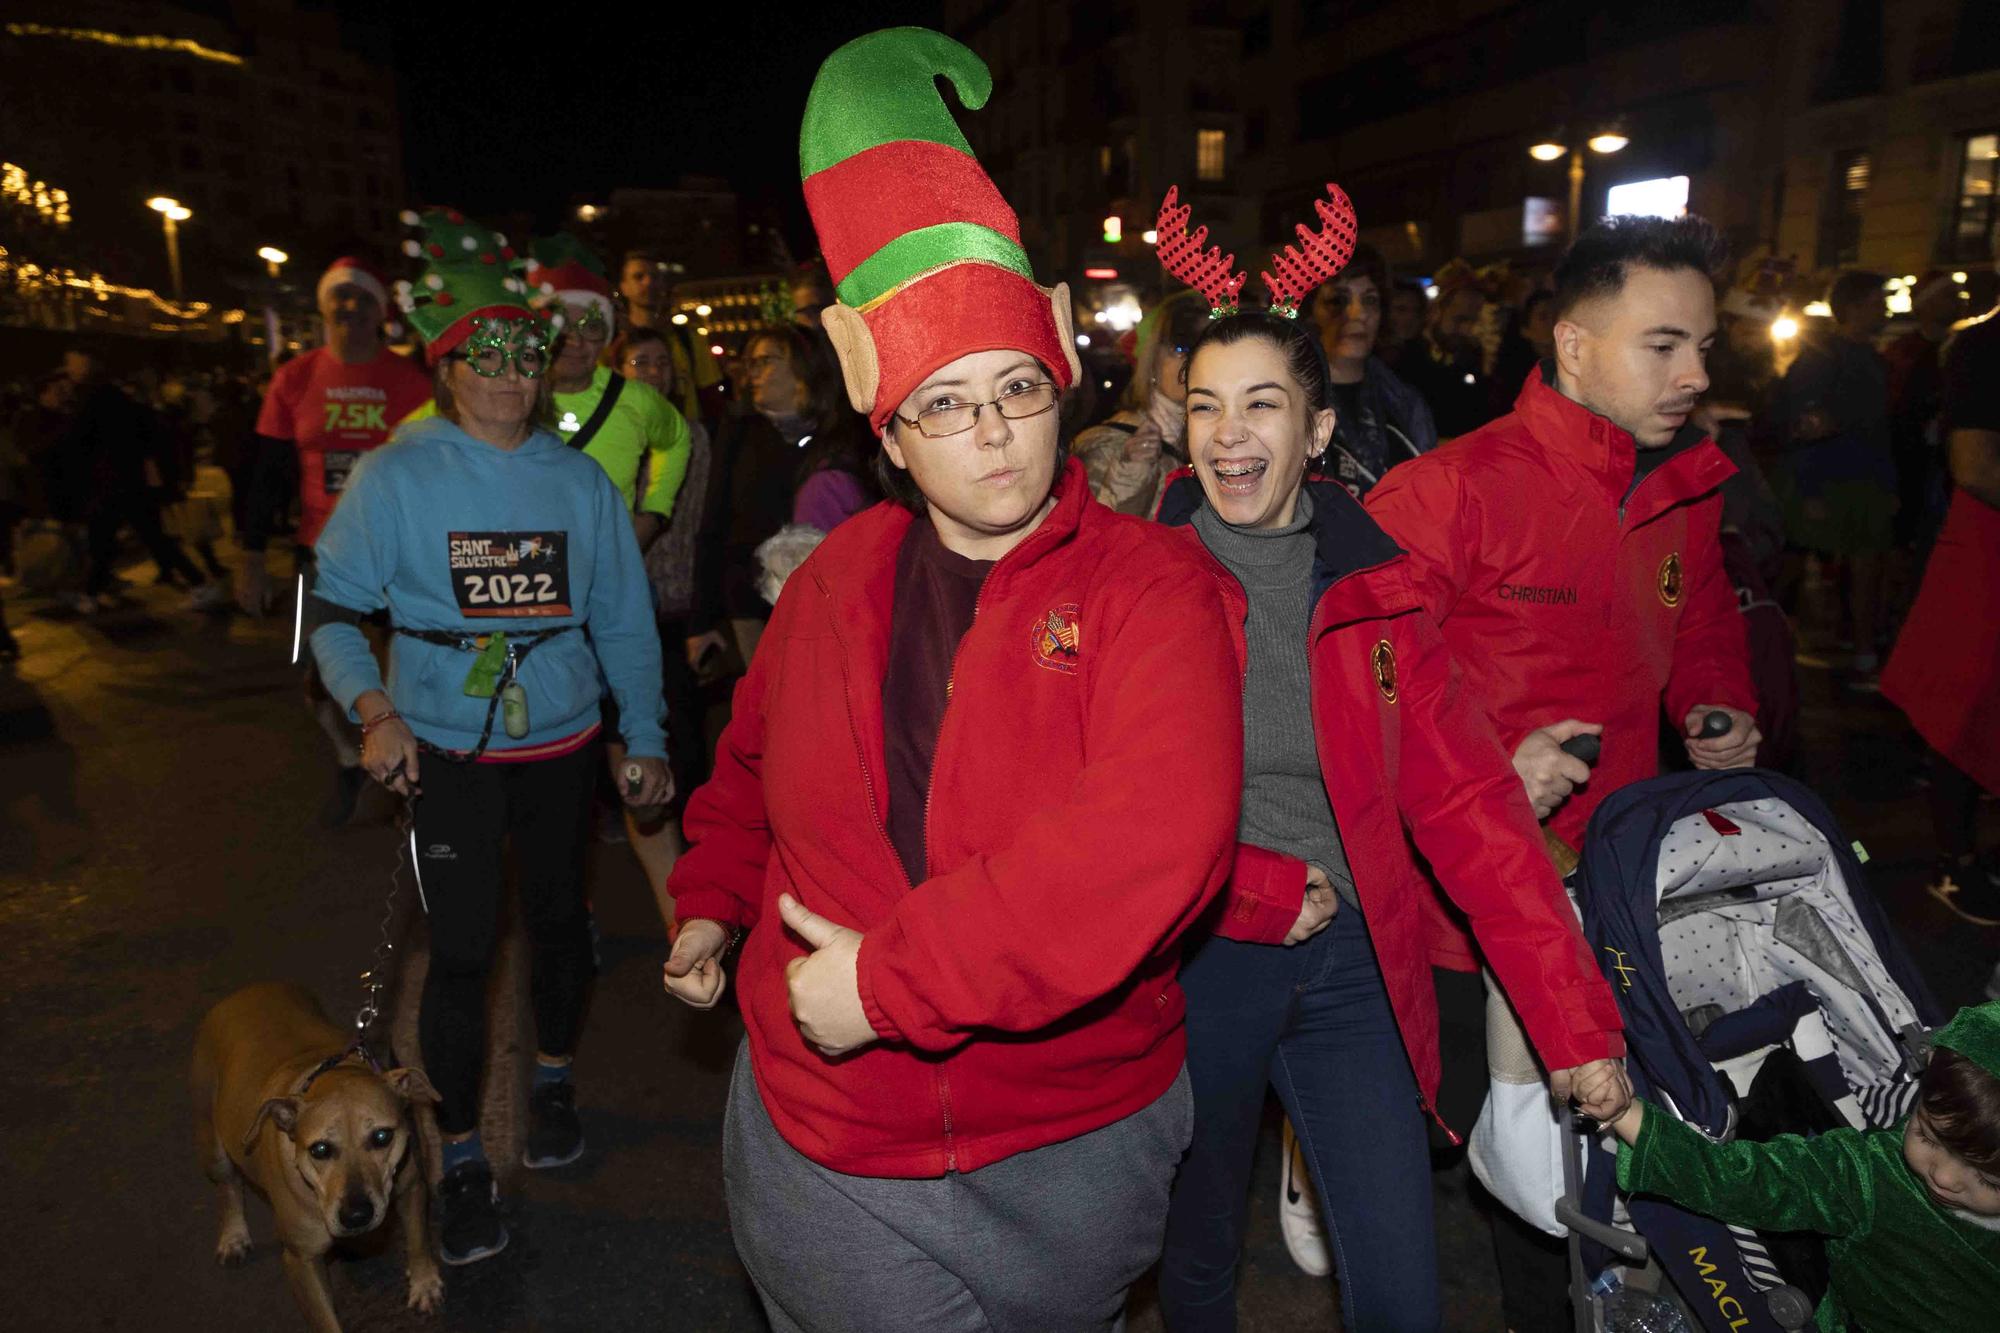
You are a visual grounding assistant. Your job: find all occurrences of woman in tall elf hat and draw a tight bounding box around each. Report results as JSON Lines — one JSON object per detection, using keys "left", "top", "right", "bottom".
{"left": 1144, "top": 188, "right": 1632, "bottom": 1331}
{"left": 661, "top": 28, "right": 1245, "bottom": 1332}
{"left": 309, "top": 207, "right": 671, "bottom": 1268}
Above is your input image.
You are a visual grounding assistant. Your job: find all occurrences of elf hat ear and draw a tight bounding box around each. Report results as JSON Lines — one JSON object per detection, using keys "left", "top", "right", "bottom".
{"left": 1048, "top": 281, "right": 1082, "bottom": 386}
{"left": 822, "top": 303, "right": 879, "bottom": 418}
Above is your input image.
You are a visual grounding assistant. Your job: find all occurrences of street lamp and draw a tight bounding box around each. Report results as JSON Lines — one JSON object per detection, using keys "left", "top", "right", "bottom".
{"left": 1527, "top": 128, "right": 1628, "bottom": 239}
{"left": 147, "top": 195, "right": 192, "bottom": 299}
{"left": 256, "top": 247, "right": 289, "bottom": 367}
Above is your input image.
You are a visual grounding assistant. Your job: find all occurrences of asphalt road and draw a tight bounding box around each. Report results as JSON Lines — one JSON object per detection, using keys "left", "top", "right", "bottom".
{"left": 1, "top": 556, "right": 1988, "bottom": 1333}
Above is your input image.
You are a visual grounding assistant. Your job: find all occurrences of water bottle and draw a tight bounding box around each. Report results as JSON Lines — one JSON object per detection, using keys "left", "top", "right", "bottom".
{"left": 1592, "top": 1270, "right": 1694, "bottom": 1333}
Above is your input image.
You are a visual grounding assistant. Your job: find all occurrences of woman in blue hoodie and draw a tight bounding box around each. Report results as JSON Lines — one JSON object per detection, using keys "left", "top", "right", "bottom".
{"left": 309, "top": 209, "right": 670, "bottom": 1267}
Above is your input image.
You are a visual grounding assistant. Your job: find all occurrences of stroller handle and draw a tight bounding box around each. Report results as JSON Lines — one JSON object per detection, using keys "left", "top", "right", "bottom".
{"left": 1553, "top": 1197, "right": 1651, "bottom": 1264}
{"left": 1559, "top": 733, "right": 1601, "bottom": 766}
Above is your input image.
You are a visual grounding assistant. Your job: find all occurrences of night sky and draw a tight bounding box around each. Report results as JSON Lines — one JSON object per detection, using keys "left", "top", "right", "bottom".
{"left": 327, "top": 0, "right": 944, "bottom": 240}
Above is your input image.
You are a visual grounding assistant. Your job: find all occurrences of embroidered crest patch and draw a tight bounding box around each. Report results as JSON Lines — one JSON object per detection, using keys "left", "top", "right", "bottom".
{"left": 1657, "top": 551, "right": 1683, "bottom": 607}
{"left": 1031, "top": 603, "right": 1082, "bottom": 674}
{"left": 1371, "top": 638, "right": 1398, "bottom": 703}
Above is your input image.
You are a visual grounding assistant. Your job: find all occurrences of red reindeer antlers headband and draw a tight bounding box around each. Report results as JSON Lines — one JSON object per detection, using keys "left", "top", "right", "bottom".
{"left": 1155, "top": 186, "right": 1247, "bottom": 317}
{"left": 1153, "top": 182, "right": 1358, "bottom": 319}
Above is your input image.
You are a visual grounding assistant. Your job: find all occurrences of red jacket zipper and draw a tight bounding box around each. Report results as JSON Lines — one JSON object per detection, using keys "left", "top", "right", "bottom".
{"left": 917, "top": 579, "right": 991, "bottom": 1173}
{"left": 819, "top": 587, "right": 913, "bottom": 895}
{"left": 1304, "top": 554, "right": 1463, "bottom": 1146}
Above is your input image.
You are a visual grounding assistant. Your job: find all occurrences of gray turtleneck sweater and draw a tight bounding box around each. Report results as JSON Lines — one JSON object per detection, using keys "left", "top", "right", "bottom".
{"left": 1192, "top": 489, "right": 1357, "bottom": 911}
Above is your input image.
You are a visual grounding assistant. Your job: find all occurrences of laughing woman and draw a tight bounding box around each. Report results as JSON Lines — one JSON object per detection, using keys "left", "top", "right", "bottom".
{"left": 659, "top": 30, "right": 1244, "bottom": 1333}
{"left": 1150, "top": 196, "right": 1632, "bottom": 1332}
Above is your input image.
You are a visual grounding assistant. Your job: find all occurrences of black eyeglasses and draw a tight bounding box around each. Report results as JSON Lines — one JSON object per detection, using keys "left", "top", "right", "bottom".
{"left": 895, "top": 381, "right": 1059, "bottom": 438}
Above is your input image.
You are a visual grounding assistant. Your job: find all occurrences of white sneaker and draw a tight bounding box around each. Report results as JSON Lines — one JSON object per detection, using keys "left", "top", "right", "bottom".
{"left": 1279, "top": 1117, "right": 1331, "bottom": 1277}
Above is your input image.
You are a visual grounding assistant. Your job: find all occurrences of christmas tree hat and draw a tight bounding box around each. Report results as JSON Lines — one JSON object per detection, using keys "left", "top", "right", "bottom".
{"left": 525, "top": 233, "right": 615, "bottom": 329}
{"left": 800, "top": 27, "right": 1080, "bottom": 430}
{"left": 391, "top": 207, "right": 558, "bottom": 364}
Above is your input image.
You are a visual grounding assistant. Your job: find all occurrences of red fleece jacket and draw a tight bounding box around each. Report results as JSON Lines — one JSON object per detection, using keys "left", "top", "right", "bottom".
{"left": 1162, "top": 479, "right": 1624, "bottom": 1114}
{"left": 1366, "top": 369, "right": 1755, "bottom": 971}
{"left": 668, "top": 460, "right": 1243, "bottom": 1177}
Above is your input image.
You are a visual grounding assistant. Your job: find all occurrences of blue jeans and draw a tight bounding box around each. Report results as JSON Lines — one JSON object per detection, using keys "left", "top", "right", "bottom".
{"left": 1159, "top": 907, "right": 1440, "bottom": 1333}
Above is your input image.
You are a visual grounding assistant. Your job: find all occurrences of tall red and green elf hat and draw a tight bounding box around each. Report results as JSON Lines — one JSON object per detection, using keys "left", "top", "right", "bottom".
{"left": 800, "top": 27, "right": 1080, "bottom": 430}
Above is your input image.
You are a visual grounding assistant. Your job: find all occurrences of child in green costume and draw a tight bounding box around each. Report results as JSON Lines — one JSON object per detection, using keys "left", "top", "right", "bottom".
{"left": 1607, "top": 1000, "right": 2000, "bottom": 1332}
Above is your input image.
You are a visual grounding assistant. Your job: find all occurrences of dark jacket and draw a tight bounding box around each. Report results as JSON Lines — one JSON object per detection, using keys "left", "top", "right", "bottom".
{"left": 691, "top": 408, "right": 879, "bottom": 631}
{"left": 691, "top": 411, "right": 808, "bottom": 631}
{"left": 1322, "top": 357, "right": 1438, "bottom": 498}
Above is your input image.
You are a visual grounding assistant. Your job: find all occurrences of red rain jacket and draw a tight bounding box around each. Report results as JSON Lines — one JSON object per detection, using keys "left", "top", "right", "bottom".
{"left": 668, "top": 460, "right": 1243, "bottom": 1177}
{"left": 1365, "top": 367, "right": 1756, "bottom": 863}
{"left": 1159, "top": 477, "right": 1625, "bottom": 1114}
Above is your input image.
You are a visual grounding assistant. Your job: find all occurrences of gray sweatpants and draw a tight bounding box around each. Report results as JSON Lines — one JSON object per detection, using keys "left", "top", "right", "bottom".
{"left": 724, "top": 1042, "right": 1193, "bottom": 1333}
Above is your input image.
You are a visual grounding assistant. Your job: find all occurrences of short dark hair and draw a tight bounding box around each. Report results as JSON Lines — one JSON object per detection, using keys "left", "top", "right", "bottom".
{"left": 1919, "top": 1046, "right": 2000, "bottom": 1174}
{"left": 621, "top": 249, "right": 661, "bottom": 271}
{"left": 1550, "top": 215, "right": 1727, "bottom": 322}
{"left": 1183, "top": 309, "right": 1333, "bottom": 415}
{"left": 604, "top": 325, "right": 673, "bottom": 385}
{"left": 1337, "top": 243, "right": 1390, "bottom": 306}
{"left": 1827, "top": 270, "right": 1888, "bottom": 324}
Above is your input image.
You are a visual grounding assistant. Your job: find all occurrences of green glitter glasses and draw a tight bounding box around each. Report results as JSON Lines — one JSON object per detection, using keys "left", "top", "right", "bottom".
{"left": 563, "top": 304, "right": 610, "bottom": 343}
{"left": 453, "top": 318, "right": 550, "bottom": 379}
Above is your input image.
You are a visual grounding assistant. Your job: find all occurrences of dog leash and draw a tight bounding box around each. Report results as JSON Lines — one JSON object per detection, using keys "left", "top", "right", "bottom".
{"left": 329, "top": 793, "right": 422, "bottom": 1077}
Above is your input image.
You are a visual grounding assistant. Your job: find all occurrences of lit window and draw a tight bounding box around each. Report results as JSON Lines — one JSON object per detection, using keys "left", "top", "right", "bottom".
{"left": 1817, "top": 150, "right": 1869, "bottom": 269}
{"left": 1951, "top": 131, "right": 1999, "bottom": 264}
{"left": 1196, "top": 130, "right": 1226, "bottom": 183}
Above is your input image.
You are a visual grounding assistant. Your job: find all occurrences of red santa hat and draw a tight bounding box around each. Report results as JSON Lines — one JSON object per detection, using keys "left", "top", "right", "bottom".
{"left": 317, "top": 256, "right": 389, "bottom": 310}
{"left": 524, "top": 236, "right": 616, "bottom": 330}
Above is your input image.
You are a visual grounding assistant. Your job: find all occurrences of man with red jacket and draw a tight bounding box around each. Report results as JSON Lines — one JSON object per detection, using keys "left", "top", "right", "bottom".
{"left": 1367, "top": 214, "right": 1758, "bottom": 848}
{"left": 1366, "top": 213, "right": 1758, "bottom": 1327}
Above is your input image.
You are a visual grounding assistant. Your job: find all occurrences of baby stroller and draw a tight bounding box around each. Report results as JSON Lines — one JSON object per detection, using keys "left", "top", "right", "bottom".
{"left": 1470, "top": 768, "right": 1943, "bottom": 1332}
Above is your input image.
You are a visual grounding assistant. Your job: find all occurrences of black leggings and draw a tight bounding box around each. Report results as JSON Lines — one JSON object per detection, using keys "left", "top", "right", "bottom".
{"left": 413, "top": 741, "right": 598, "bottom": 1135}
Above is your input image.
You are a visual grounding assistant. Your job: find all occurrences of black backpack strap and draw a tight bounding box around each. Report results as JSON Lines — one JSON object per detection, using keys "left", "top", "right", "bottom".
{"left": 566, "top": 373, "right": 625, "bottom": 452}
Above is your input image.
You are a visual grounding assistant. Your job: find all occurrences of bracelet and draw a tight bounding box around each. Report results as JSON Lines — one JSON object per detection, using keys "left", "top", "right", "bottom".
{"left": 360, "top": 710, "right": 403, "bottom": 736}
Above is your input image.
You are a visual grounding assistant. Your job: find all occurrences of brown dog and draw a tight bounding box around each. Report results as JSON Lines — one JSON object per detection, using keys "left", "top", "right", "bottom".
{"left": 191, "top": 982, "right": 443, "bottom": 1331}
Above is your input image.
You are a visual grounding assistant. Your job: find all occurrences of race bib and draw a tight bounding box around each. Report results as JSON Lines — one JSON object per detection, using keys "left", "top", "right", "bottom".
{"left": 447, "top": 531, "right": 573, "bottom": 618}
{"left": 322, "top": 450, "right": 360, "bottom": 494}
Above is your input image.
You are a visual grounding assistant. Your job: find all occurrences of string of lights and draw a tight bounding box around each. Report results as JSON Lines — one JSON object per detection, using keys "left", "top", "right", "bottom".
{"left": 3, "top": 22, "right": 245, "bottom": 67}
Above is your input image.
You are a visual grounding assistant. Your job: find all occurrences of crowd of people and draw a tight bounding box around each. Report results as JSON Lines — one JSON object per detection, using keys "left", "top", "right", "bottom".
{"left": 4, "top": 21, "right": 2000, "bottom": 1333}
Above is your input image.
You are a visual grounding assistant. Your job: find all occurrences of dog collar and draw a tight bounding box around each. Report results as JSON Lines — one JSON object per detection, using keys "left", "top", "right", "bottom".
{"left": 297, "top": 1040, "right": 384, "bottom": 1096}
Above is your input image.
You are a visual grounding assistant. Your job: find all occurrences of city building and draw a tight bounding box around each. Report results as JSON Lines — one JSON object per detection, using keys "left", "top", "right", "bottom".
{"left": 569, "top": 178, "right": 750, "bottom": 282}
{"left": 943, "top": 0, "right": 1257, "bottom": 314}
{"left": 1236, "top": 1, "right": 1779, "bottom": 271}
{"left": 1769, "top": 0, "right": 2000, "bottom": 279}
{"left": 947, "top": 0, "right": 1999, "bottom": 293}
{"left": 0, "top": 0, "right": 405, "bottom": 300}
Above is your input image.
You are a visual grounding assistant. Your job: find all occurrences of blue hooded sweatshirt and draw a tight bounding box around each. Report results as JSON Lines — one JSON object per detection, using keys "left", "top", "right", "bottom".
{"left": 310, "top": 416, "right": 666, "bottom": 758}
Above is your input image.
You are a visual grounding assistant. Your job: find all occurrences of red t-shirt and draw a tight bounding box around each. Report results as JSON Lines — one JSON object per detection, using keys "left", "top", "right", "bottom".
{"left": 256, "top": 347, "right": 432, "bottom": 547}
